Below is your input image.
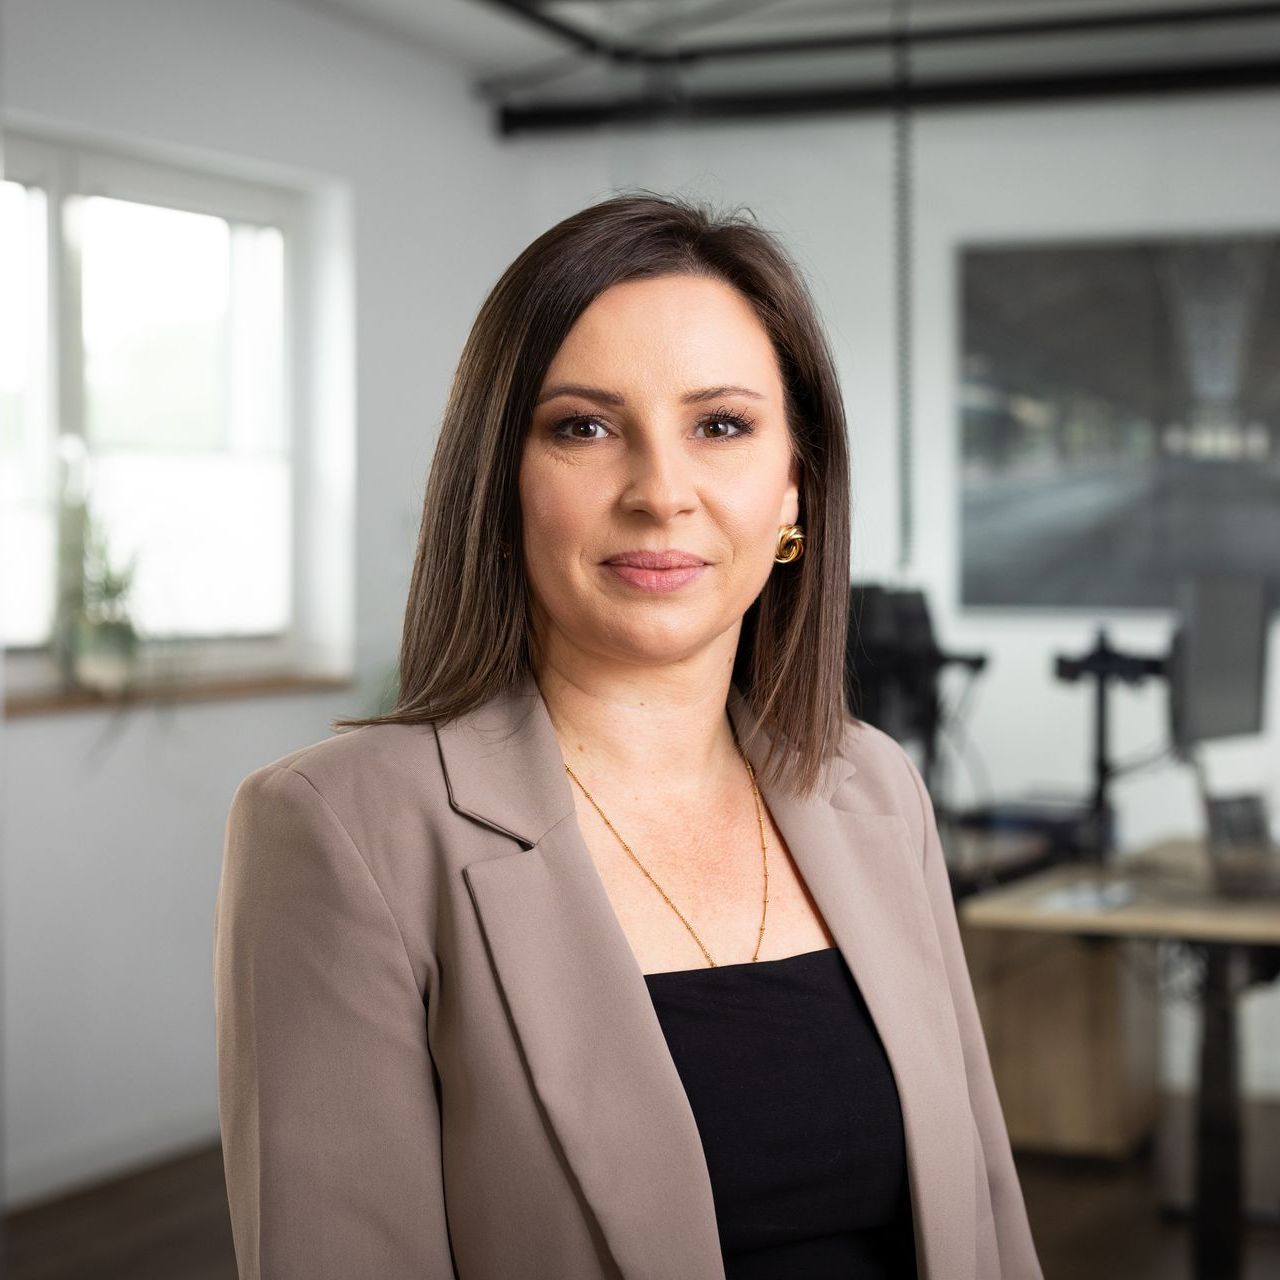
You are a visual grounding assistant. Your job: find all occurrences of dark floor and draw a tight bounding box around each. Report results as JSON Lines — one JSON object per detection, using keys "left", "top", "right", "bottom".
{"left": 3, "top": 1141, "right": 1279, "bottom": 1279}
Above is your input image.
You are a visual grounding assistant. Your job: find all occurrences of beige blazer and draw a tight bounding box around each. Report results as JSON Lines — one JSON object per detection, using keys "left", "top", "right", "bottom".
{"left": 213, "top": 671, "right": 1043, "bottom": 1280}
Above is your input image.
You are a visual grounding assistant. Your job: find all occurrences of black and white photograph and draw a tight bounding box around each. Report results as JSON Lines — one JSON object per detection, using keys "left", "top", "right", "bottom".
{"left": 961, "top": 234, "right": 1280, "bottom": 612}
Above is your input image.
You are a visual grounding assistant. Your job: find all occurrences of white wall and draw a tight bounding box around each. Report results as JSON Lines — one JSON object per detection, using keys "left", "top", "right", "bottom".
{"left": 4, "top": 0, "right": 1279, "bottom": 1209}
{"left": 0, "top": 0, "right": 520, "bottom": 1208}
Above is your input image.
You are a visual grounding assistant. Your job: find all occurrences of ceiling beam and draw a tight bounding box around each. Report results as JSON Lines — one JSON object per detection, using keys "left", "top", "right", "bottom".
{"left": 479, "top": 1, "right": 1280, "bottom": 67}
{"left": 498, "top": 53, "right": 1280, "bottom": 134}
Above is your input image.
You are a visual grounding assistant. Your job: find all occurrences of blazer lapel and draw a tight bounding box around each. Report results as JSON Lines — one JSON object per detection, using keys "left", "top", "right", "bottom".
{"left": 437, "top": 673, "right": 977, "bottom": 1280}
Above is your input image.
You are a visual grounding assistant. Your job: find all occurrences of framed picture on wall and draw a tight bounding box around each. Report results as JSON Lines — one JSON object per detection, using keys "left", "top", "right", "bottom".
{"left": 958, "top": 233, "right": 1279, "bottom": 612}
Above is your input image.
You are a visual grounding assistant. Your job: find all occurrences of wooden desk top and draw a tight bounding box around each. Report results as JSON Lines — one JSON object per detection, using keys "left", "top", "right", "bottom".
{"left": 958, "top": 838, "right": 1280, "bottom": 946}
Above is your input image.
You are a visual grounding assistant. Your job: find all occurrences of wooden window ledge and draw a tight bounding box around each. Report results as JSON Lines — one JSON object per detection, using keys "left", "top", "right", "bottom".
{"left": 4, "top": 673, "right": 356, "bottom": 719}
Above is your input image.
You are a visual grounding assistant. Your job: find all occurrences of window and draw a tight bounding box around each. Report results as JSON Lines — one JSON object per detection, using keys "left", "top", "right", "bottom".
{"left": 0, "top": 175, "right": 51, "bottom": 649}
{"left": 1, "top": 129, "right": 324, "bottom": 701}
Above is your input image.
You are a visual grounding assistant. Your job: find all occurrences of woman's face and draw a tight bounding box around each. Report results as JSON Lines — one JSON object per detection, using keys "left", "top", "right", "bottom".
{"left": 519, "top": 272, "right": 800, "bottom": 673}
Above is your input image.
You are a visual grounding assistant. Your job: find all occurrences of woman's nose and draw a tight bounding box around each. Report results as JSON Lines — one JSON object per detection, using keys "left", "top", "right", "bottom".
{"left": 618, "top": 434, "right": 698, "bottom": 519}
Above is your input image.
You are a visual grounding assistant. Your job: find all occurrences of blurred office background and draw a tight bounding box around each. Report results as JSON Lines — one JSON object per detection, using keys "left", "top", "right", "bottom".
{"left": 2, "top": 1, "right": 1280, "bottom": 1277}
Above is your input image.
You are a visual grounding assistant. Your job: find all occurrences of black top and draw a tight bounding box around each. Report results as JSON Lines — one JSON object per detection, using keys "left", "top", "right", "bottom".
{"left": 643, "top": 945, "right": 918, "bottom": 1280}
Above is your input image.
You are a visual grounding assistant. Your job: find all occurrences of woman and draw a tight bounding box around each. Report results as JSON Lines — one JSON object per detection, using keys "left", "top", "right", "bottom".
{"left": 214, "top": 192, "right": 1043, "bottom": 1280}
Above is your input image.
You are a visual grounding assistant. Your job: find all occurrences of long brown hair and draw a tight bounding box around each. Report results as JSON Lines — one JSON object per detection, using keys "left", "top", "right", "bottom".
{"left": 333, "top": 190, "right": 855, "bottom": 797}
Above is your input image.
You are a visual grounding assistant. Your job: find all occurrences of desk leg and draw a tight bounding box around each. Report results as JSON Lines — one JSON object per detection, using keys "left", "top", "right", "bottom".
{"left": 1194, "top": 943, "right": 1242, "bottom": 1280}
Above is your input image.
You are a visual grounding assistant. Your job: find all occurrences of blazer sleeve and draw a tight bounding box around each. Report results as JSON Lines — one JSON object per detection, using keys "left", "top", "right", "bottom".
{"left": 899, "top": 746, "right": 1045, "bottom": 1280}
{"left": 213, "top": 762, "right": 457, "bottom": 1280}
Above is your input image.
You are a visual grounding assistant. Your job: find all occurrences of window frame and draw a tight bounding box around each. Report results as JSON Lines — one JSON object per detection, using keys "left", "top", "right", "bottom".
{"left": 2, "top": 126, "right": 323, "bottom": 700}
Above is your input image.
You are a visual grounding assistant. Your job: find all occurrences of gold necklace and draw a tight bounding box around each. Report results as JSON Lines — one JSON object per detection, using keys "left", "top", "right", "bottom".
{"left": 563, "top": 731, "right": 769, "bottom": 969}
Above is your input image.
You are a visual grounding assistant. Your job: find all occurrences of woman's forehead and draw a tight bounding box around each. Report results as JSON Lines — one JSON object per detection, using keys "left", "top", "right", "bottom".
{"left": 542, "top": 278, "right": 782, "bottom": 396}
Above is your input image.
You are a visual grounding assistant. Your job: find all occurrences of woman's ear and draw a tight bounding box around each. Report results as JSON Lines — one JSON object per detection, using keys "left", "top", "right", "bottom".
{"left": 781, "top": 455, "right": 801, "bottom": 527}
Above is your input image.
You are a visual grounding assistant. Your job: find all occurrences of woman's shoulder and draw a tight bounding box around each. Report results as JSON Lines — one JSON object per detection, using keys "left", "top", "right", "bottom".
{"left": 221, "top": 722, "right": 452, "bottom": 995}
{"left": 837, "top": 714, "right": 931, "bottom": 844}
{"left": 238, "top": 718, "right": 439, "bottom": 791}
{"left": 840, "top": 713, "right": 912, "bottom": 774}
{"left": 229, "top": 720, "right": 452, "bottom": 853}
{"left": 254, "top": 718, "right": 439, "bottom": 781}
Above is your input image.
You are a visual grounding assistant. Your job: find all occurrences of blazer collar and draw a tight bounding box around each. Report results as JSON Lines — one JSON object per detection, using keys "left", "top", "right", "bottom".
{"left": 433, "top": 667, "right": 859, "bottom": 847}
{"left": 435, "top": 671, "right": 975, "bottom": 1280}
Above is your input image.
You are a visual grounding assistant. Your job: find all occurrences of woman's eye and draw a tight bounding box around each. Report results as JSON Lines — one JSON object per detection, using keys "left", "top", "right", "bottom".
{"left": 551, "top": 417, "right": 609, "bottom": 441}
{"left": 695, "top": 413, "right": 754, "bottom": 440}
{"left": 549, "top": 410, "right": 756, "bottom": 442}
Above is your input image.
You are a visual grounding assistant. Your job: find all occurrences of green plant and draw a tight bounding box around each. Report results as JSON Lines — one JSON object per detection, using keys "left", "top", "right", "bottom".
{"left": 80, "top": 505, "right": 140, "bottom": 624}
{"left": 55, "top": 496, "right": 143, "bottom": 695}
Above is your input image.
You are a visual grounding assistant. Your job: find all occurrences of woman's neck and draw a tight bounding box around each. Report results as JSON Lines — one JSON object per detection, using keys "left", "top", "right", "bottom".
{"left": 533, "top": 655, "right": 744, "bottom": 798}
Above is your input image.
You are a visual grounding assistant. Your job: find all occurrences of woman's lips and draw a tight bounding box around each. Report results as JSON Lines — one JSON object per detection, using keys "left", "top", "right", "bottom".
{"left": 602, "top": 562, "right": 709, "bottom": 592}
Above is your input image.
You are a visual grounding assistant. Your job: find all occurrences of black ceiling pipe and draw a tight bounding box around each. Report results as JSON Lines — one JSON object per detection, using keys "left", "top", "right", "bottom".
{"left": 497, "top": 55, "right": 1280, "bottom": 135}
{"left": 477, "top": 0, "right": 1280, "bottom": 68}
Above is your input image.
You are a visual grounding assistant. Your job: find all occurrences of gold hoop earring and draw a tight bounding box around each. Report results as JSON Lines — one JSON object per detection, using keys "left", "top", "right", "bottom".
{"left": 774, "top": 524, "right": 804, "bottom": 564}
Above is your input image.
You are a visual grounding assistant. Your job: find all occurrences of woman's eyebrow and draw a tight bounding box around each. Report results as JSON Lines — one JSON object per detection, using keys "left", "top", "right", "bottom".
{"left": 535, "top": 382, "right": 766, "bottom": 406}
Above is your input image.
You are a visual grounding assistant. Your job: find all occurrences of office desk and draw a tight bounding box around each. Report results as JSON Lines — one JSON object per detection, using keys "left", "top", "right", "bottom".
{"left": 958, "top": 839, "right": 1280, "bottom": 1280}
